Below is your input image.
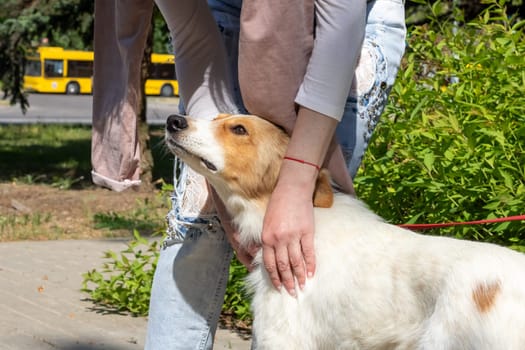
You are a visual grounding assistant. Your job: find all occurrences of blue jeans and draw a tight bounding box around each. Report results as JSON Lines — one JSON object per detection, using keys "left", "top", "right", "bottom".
{"left": 145, "top": 207, "right": 233, "bottom": 349}
{"left": 146, "top": 0, "right": 405, "bottom": 349}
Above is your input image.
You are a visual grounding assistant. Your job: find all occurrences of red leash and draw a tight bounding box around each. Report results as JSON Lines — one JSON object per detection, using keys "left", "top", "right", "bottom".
{"left": 399, "top": 214, "right": 525, "bottom": 230}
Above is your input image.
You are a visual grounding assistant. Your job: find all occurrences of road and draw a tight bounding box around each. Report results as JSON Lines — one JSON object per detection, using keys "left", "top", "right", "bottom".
{"left": 0, "top": 93, "right": 180, "bottom": 125}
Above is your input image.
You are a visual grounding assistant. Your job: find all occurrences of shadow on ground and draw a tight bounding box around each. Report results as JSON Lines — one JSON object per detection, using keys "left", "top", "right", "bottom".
{"left": 54, "top": 341, "right": 140, "bottom": 350}
{"left": 0, "top": 124, "right": 173, "bottom": 187}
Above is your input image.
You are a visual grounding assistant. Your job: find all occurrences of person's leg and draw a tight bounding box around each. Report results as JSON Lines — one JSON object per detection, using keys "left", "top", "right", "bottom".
{"left": 336, "top": 0, "right": 406, "bottom": 177}
{"left": 91, "top": 0, "right": 153, "bottom": 192}
{"left": 145, "top": 208, "right": 233, "bottom": 349}
{"left": 145, "top": 1, "right": 242, "bottom": 349}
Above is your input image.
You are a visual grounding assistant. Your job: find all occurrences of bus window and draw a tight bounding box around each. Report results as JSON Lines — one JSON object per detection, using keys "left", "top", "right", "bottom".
{"left": 25, "top": 60, "right": 42, "bottom": 77}
{"left": 44, "top": 59, "right": 64, "bottom": 77}
{"left": 25, "top": 47, "right": 177, "bottom": 96}
{"left": 149, "top": 63, "right": 176, "bottom": 80}
{"left": 68, "top": 60, "right": 93, "bottom": 78}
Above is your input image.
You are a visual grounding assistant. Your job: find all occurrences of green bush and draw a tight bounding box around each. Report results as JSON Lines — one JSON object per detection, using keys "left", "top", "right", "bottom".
{"left": 82, "top": 230, "right": 159, "bottom": 316}
{"left": 82, "top": 229, "right": 252, "bottom": 320}
{"left": 80, "top": 181, "right": 174, "bottom": 316}
{"left": 356, "top": 0, "right": 525, "bottom": 248}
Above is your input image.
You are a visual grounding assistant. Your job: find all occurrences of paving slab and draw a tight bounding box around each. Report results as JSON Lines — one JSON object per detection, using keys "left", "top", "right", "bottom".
{"left": 0, "top": 239, "right": 251, "bottom": 350}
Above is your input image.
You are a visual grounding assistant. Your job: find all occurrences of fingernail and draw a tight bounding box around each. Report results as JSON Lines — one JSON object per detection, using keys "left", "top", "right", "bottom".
{"left": 300, "top": 283, "right": 305, "bottom": 291}
{"left": 307, "top": 271, "right": 314, "bottom": 279}
{"left": 288, "top": 289, "right": 297, "bottom": 298}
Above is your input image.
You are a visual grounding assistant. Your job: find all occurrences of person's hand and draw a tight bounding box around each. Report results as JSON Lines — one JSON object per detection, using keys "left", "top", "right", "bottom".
{"left": 261, "top": 160, "right": 317, "bottom": 296}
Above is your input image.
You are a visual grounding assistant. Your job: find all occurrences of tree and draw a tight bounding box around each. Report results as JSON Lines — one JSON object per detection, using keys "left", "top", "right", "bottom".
{"left": 0, "top": 0, "right": 94, "bottom": 111}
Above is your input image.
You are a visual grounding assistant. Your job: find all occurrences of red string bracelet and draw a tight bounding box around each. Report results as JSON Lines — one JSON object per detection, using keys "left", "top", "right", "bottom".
{"left": 283, "top": 156, "right": 320, "bottom": 171}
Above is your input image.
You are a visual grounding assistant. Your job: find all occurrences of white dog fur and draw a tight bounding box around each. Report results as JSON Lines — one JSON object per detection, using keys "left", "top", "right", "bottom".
{"left": 165, "top": 113, "right": 525, "bottom": 350}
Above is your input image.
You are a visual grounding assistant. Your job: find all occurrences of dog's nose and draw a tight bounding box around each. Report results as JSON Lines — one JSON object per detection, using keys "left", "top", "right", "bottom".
{"left": 166, "top": 114, "right": 188, "bottom": 132}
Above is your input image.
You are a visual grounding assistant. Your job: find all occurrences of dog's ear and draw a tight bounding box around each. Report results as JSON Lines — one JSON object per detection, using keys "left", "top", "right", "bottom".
{"left": 313, "top": 169, "right": 334, "bottom": 208}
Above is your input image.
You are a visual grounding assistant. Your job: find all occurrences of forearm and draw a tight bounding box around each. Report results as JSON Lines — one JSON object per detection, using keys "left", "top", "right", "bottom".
{"left": 279, "top": 106, "right": 338, "bottom": 192}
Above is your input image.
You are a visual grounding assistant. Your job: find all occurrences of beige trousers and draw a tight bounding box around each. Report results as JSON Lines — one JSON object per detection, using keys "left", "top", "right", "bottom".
{"left": 91, "top": 0, "right": 154, "bottom": 192}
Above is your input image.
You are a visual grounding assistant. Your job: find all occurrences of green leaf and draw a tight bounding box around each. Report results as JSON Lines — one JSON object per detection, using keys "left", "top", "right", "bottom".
{"left": 423, "top": 152, "right": 435, "bottom": 172}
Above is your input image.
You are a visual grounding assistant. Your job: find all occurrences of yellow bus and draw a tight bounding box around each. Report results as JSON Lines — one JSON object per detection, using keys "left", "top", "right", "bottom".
{"left": 146, "top": 53, "right": 179, "bottom": 97}
{"left": 24, "top": 46, "right": 179, "bottom": 96}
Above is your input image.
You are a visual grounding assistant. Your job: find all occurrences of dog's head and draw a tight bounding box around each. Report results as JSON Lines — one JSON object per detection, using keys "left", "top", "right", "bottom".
{"left": 165, "top": 113, "right": 333, "bottom": 209}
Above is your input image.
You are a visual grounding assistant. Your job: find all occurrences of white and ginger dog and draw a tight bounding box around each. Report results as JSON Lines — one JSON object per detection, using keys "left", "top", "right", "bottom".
{"left": 165, "top": 113, "right": 525, "bottom": 350}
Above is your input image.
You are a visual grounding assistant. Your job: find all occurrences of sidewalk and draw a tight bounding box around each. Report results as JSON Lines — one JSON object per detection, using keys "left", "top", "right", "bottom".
{"left": 0, "top": 239, "right": 251, "bottom": 350}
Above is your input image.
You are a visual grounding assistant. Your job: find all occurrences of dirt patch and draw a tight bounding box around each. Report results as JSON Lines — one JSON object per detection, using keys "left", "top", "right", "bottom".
{"left": 0, "top": 182, "right": 168, "bottom": 241}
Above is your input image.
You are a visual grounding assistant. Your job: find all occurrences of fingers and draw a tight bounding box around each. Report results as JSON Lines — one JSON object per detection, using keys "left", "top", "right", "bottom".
{"left": 259, "top": 175, "right": 317, "bottom": 297}
{"left": 301, "top": 234, "right": 316, "bottom": 279}
{"left": 263, "top": 246, "right": 282, "bottom": 292}
{"left": 263, "top": 242, "right": 309, "bottom": 297}
{"left": 274, "top": 245, "right": 297, "bottom": 297}
{"left": 288, "top": 241, "right": 306, "bottom": 291}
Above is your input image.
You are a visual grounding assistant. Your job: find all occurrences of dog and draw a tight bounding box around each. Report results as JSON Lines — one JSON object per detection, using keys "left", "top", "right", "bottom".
{"left": 165, "top": 113, "right": 525, "bottom": 349}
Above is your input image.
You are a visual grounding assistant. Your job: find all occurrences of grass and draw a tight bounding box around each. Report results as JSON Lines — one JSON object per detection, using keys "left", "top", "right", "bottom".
{"left": 92, "top": 198, "right": 168, "bottom": 235}
{"left": 0, "top": 123, "right": 174, "bottom": 241}
{"left": 0, "top": 124, "right": 92, "bottom": 186}
{"left": 0, "top": 212, "right": 53, "bottom": 240}
{"left": 0, "top": 123, "right": 173, "bottom": 188}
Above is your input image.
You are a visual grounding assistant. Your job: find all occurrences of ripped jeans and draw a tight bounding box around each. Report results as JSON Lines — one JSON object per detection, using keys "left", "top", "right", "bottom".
{"left": 145, "top": 0, "right": 405, "bottom": 349}
{"left": 337, "top": 0, "right": 406, "bottom": 177}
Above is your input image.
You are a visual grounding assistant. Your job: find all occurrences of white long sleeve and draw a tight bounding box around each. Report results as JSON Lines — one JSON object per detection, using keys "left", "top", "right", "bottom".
{"left": 295, "top": 0, "right": 367, "bottom": 121}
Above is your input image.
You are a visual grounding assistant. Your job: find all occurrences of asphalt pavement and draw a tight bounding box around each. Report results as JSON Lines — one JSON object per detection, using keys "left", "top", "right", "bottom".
{"left": 0, "top": 94, "right": 179, "bottom": 125}
{"left": 0, "top": 239, "right": 251, "bottom": 350}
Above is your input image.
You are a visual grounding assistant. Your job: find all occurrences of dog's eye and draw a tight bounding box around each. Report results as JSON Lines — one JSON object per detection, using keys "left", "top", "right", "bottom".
{"left": 231, "top": 124, "right": 248, "bottom": 135}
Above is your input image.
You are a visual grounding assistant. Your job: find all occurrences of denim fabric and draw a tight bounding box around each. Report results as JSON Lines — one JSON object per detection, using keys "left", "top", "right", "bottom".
{"left": 146, "top": 155, "right": 234, "bottom": 350}
{"left": 145, "top": 216, "right": 233, "bottom": 350}
{"left": 336, "top": 0, "right": 406, "bottom": 177}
